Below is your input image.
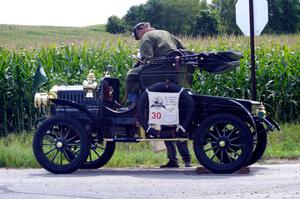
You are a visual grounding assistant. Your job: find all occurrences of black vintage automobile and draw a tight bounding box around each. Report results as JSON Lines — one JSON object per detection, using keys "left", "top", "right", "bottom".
{"left": 32, "top": 51, "right": 280, "bottom": 174}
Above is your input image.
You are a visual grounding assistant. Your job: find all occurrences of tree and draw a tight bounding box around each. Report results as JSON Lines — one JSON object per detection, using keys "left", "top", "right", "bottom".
{"left": 105, "top": 16, "right": 126, "bottom": 34}
{"left": 145, "top": 0, "right": 200, "bottom": 35}
{"left": 123, "top": 0, "right": 200, "bottom": 35}
{"left": 123, "top": 4, "right": 147, "bottom": 30}
{"left": 211, "top": 0, "right": 240, "bottom": 34}
{"left": 280, "top": 0, "right": 300, "bottom": 33}
{"left": 265, "top": 0, "right": 300, "bottom": 33}
{"left": 193, "top": 9, "right": 219, "bottom": 36}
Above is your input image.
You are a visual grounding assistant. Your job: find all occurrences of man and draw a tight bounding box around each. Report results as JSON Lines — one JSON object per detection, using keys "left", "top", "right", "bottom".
{"left": 127, "top": 22, "right": 186, "bottom": 104}
{"left": 130, "top": 22, "right": 192, "bottom": 168}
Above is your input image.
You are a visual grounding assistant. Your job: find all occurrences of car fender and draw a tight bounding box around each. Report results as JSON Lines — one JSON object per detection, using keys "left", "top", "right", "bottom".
{"left": 51, "top": 99, "right": 100, "bottom": 137}
{"left": 229, "top": 99, "right": 256, "bottom": 132}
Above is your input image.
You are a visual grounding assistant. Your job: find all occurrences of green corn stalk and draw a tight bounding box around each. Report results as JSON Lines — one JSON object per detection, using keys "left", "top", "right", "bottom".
{"left": 0, "top": 35, "right": 299, "bottom": 136}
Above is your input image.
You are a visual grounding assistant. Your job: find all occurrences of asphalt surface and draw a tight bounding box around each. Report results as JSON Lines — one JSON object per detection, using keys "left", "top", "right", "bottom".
{"left": 0, "top": 164, "right": 299, "bottom": 199}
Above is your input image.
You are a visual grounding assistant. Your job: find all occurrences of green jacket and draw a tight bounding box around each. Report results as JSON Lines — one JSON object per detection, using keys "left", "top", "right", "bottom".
{"left": 140, "top": 30, "right": 185, "bottom": 62}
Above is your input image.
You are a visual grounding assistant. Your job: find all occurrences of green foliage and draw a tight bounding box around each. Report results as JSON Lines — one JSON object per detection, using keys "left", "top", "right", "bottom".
{"left": 121, "top": 0, "right": 300, "bottom": 36}
{"left": 123, "top": 4, "right": 148, "bottom": 29}
{"left": 0, "top": 25, "right": 299, "bottom": 134}
{"left": 0, "top": 24, "right": 112, "bottom": 49}
{"left": 211, "top": 0, "right": 240, "bottom": 34}
{"left": 265, "top": 0, "right": 300, "bottom": 34}
{"left": 192, "top": 36, "right": 300, "bottom": 123}
{"left": 193, "top": 9, "right": 219, "bottom": 36}
{"left": 0, "top": 124, "right": 299, "bottom": 168}
{"left": 105, "top": 16, "right": 126, "bottom": 34}
{"left": 264, "top": 123, "right": 300, "bottom": 158}
{"left": 123, "top": 0, "right": 199, "bottom": 35}
{"left": 0, "top": 41, "right": 135, "bottom": 136}
{"left": 0, "top": 132, "right": 38, "bottom": 168}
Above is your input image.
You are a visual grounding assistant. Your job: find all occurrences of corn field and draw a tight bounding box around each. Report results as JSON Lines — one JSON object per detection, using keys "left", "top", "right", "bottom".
{"left": 0, "top": 36, "right": 299, "bottom": 136}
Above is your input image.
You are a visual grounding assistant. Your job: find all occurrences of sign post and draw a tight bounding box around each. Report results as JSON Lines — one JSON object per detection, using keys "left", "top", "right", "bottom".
{"left": 236, "top": 0, "right": 268, "bottom": 101}
{"left": 249, "top": 0, "right": 256, "bottom": 100}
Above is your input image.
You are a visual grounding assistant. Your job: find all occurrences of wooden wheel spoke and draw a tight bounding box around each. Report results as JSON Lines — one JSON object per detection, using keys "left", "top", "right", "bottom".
{"left": 209, "top": 133, "right": 218, "bottom": 141}
{"left": 224, "top": 150, "right": 233, "bottom": 163}
{"left": 51, "top": 151, "right": 59, "bottom": 163}
{"left": 49, "top": 129, "right": 59, "bottom": 139}
{"left": 62, "top": 151, "right": 71, "bottom": 162}
{"left": 229, "top": 136, "right": 240, "bottom": 142}
{"left": 64, "top": 128, "right": 71, "bottom": 139}
{"left": 91, "top": 148, "right": 101, "bottom": 158}
{"left": 204, "top": 145, "right": 217, "bottom": 153}
{"left": 45, "top": 134, "right": 56, "bottom": 142}
{"left": 44, "top": 147, "right": 56, "bottom": 155}
{"left": 220, "top": 150, "right": 224, "bottom": 163}
{"left": 67, "top": 135, "right": 79, "bottom": 143}
{"left": 228, "top": 147, "right": 240, "bottom": 159}
{"left": 60, "top": 152, "right": 63, "bottom": 165}
{"left": 210, "top": 149, "right": 220, "bottom": 161}
{"left": 66, "top": 147, "right": 78, "bottom": 158}
{"left": 96, "top": 145, "right": 105, "bottom": 150}
{"left": 67, "top": 142, "right": 81, "bottom": 147}
{"left": 215, "top": 126, "right": 222, "bottom": 137}
{"left": 43, "top": 143, "right": 55, "bottom": 146}
{"left": 230, "top": 143, "right": 244, "bottom": 148}
{"left": 60, "top": 127, "right": 63, "bottom": 138}
{"left": 201, "top": 139, "right": 217, "bottom": 145}
{"left": 227, "top": 128, "right": 238, "bottom": 139}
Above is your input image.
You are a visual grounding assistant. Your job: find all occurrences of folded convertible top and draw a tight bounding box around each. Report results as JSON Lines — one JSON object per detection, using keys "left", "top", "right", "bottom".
{"left": 149, "top": 51, "right": 243, "bottom": 74}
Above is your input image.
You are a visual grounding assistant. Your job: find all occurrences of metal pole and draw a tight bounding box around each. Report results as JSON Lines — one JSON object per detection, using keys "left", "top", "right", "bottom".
{"left": 249, "top": 0, "right": 256, "bottom": 100}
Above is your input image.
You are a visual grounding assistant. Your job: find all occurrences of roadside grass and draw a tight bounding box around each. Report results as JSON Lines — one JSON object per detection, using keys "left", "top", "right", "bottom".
{"left": 264, "top": 123, "right": 300, "bottom": 159}
{"left": 0, "top": 124, "right": 299, "bottom": 168}
{"left": 0, "top": 133, "right": 38, "bottom": 168}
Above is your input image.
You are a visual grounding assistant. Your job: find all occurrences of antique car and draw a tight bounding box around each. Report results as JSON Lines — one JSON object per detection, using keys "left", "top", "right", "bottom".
{"left": 32, "top": 50, "right": 280, "bottom": 174}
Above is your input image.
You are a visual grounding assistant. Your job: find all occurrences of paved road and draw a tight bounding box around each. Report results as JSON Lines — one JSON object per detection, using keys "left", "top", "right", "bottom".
{"left": 0, "top": 164, "right": 299, "bottom": 199}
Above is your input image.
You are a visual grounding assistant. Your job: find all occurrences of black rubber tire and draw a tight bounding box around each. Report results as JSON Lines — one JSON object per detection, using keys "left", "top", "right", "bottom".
{"left": 32, "top": 116, "right": 90, "bottom": 174}
{"left": 193, "top": 113, "right": 253, "bottom": 174}
{"left": 80, "top": 140, "right": 115, "bottom": 169}
{"left": 245, "top": 123, "right": 268, "bottom": 166}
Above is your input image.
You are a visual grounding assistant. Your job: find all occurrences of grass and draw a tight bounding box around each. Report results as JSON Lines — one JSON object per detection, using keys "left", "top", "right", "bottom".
{"left": 1, "top": 24, "right": 299, "bottom": 50}
{"left": 0, "top": 133, "right": 37, "bottom": 168}
{"left": 0, "top": 24, "right": 132, "bottom": 49}
{"left": 264, "top": 123, "right": 300, "bottom": 158}
{"left": 0, "top": 124, "right": 299, "bottom": 168}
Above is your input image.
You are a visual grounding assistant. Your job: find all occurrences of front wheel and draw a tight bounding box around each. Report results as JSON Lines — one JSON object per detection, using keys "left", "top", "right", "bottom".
{"left": 32, "top": 116, "right": 90, "bottom": 174}
{"left": 81, "top": 137, "right": 115, "bottom": 169}
{"left": 193, "top": 113, "right": 253, "bottom": 174}
{"left": 245, "top": 123, "right": 267, "bottom": 166}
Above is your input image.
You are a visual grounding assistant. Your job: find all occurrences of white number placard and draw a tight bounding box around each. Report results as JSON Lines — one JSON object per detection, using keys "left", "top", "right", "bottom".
{"left": 147, "top": 90, "right": 182, "bottom": 125}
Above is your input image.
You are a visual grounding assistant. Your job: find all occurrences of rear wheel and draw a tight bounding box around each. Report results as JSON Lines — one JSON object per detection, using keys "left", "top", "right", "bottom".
{"left": 193, "top": 113, "right": 253, "bottom": 174}
{"left": 32, "top": 116, "right": 89, "bottom": 174}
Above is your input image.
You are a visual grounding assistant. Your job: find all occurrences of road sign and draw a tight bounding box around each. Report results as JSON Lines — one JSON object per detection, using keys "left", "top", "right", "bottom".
{"left": 236, "top": 0, "right": 268, "bottom": 36}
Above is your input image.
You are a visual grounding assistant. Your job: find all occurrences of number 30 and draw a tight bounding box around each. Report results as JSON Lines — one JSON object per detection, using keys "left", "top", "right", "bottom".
{"left": 151, "top": 112, "right": 161, "bottom": 119}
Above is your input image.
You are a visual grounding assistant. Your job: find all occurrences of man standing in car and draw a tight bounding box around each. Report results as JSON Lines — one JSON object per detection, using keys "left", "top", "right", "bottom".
{"left": 128, "top": 22, "right": 192, "bottom": 168}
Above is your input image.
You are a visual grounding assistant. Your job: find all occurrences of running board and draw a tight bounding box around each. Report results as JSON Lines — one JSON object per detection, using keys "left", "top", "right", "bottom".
{"left": 104, "top": 138, "right": 189, "bottom": 142}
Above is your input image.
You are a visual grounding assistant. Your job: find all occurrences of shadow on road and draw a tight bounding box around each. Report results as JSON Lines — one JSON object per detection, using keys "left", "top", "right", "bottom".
{"left": 29, "top": 166, "right": 268, "bottom": 180}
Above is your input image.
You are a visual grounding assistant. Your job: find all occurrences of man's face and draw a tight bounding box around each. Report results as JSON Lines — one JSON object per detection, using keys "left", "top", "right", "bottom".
{"left": 137, "top": 26, "right": 147, "bottom": 40}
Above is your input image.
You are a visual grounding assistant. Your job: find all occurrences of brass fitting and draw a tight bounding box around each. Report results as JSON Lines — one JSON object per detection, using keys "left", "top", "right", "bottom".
{"left": 83, "top": 70, "right": 97, "bottom": 98}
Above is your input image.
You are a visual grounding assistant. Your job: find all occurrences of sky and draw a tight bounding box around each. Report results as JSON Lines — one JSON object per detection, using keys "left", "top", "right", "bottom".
{"left": 0, "top": 0, "right": 148, "bottom": 27}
